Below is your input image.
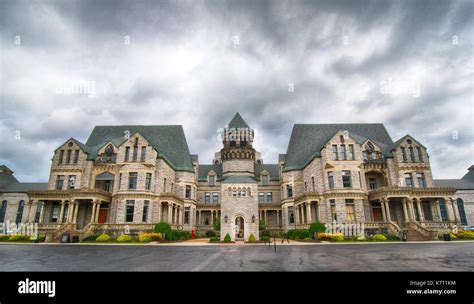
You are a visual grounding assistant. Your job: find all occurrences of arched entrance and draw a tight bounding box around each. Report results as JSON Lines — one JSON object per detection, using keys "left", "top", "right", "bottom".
{"left": 235, "top": 216, "right": 244, "bottom": 239}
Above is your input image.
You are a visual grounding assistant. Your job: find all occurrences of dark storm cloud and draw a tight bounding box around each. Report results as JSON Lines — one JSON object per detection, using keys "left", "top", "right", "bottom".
{"left": 0, "top": 0, "right": 472, "bottom": 181}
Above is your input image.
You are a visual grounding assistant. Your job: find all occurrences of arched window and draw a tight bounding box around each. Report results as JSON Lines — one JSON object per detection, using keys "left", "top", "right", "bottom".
{"left": 0, "top": 200, "right": 7, "bottom": 223}
{"left": 16, "top": 200, "right": 25, "bottom": 224}
{"left": 457, "top": 198, "right": 468, "bottom": 226}
{"left": 35, "top": 202, "right": 43, "bottom": 223}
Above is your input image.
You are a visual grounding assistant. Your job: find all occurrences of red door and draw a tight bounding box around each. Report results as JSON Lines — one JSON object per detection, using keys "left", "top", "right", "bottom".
{"left": 98, "top": 209, "right": 108, "bottom": 223}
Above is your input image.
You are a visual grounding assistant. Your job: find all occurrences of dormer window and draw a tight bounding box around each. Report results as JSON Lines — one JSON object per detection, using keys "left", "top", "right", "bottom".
{"left": 417, "top": 147, "right": 423, "bottom": 162}
{"left": 401, "top": 147, "right": 407, "bottom": 162}
{"left": 409, "top": 146, "right": 415, "bottom": 162}
{"left": 100, "top": 145, "right": 117, "bottom": 163}
{"left": 208, "top": 175, "right": 215, "bottom": 187}
{"left": 262, "top": 175, "right": 269, "bottom": 186}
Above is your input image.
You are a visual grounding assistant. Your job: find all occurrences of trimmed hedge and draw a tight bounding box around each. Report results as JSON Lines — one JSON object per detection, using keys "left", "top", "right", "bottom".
{"left": 205, "top": 230, "right": 217, "bottom": 237}
{"left": 154, "top": 222, "right": 172, "bottom": 237}
{"left": 139, "top": 235, "right": 152, "bottom": 243}
{"left": 96, "top": 234, "right": 110, "bottom": 242}
{"left": 372, "top": 234, "right": 387, "bottom": 241}
{"left": 248, "top": 234, "right": 256, "bottom": 243}
{"left": 168, "top": 230, "right": 191, "bottom": 241}
{"left": 140, "top": 233, "right": 163, "bottom": 241}
{"left": 224, "top": 233, "right": 231, "bottom": 243}
{"left": 209, "top": 237, "right": 219, "bottom": 242}
{"left": 261, "top": 236, "right": 270, "bottom": 242}
{"left": 117, "top": 235, "right": 133, "bottom": 242}
{"left": 0, "top": 235, "right": 11, "bottom": 241}
{"left": 457, "top": 230, "right": 474, "bottom": 240}
{"left": 7, "top": 235, "right": 31, "bottom": 242}
{"left": 287, "top": 229, "right": 310, "bottom": 240}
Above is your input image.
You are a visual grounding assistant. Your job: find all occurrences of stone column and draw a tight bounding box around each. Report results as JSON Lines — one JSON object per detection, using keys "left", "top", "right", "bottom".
{"left": 90, "top": 201, "right": 97, "bottom": 224}
{"left": 306, "top": 203, "right": 312, "bottom": 223}
{"left": 408, "top": 198, "right": 416, "bottom": 221}
{"left": 443, "top": 197, "right": 453, "bottom": 221}
{"left": 295, "top": 205, "right": 300, "bottom": 224}
{"left": 210, "top": 210, "right": 213, "bottom": 226}
{"left": 38, "top": 201, "right": 45, "bottom": 224}
{"left": 402, "top": 197, "right": 409, "bottom": 222}
{"left": 58, "top": 201, "right": 65, "bottom": 224}
{"left": 450, "top": 198, "right": 459, "bottom": 223}
{"left": 435, "top": 199, "right": 443, "bottom": 221}
{"left": 72, "top": 201, "right": 79, "bottom": 224}
{"left": 94, "top": 201, "right": 102, "bottom": 223}
{"left": 383, "top": 198, "right": 391, "bottom": 222}
{"left": 416, "top": 199, "right": 425, "bottom": 222}
{"left": 167, "top": 204, "right": 172, "bottom": 224}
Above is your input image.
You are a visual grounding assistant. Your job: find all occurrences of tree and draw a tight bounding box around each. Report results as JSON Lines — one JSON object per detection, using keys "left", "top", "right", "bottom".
{"left": 309, "top": 221, "right": 326, "bottom": 240}
{"left": 259, "top": 219, "right": 266, "bottom": 231}
{"left": 214, "top": 217, "right": 221, "bottom": 231}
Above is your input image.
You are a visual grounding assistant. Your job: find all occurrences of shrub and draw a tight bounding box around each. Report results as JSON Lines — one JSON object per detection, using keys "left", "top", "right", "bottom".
{"left": 96, "top": 234, "right": 110, "bottom": 242}
{"left": 309, "top": 221, "right": 326, "bottom": 238}
{"left": 168, "top": 230, "right": 191, "bottom": 241}
{"left": 449, "top": 233, "right": 457, "bottom": 240}
{"left": 139, "top": 235, "right": 152, "bottom": 243}
{"left": 213, "top": 218, "right": 221, "bottom": 231}
{"left": 457, "top": 230, "right": 474, "bottom": 240}
{"left": 154, "top": 222, "right": 172, "bottom": 238}
{"left": 356, "top": 235, "right": 366, "bottom": 241}
{"left": 83, "top": 234, "right": 101, "bottom": 242}
{"left": 287, "top": 229, "right": 310, "bottom": 240}
{"left": 206, "top": 230, "right": 217, "bottom": 237}
{"left": 261, "top": 236, "right": 270, "bottom": 242}
{"left": 372, "top": 234, "right": 387, "bottom": 241}
{"left": 304, "top": 237, "right": 312, "bottom": 241}
{"left": 260, "top": 230, "right": 270, "bottom": 237}
{"left": 8, "top": 235, "right": 31, "bottom": 242}
{"left": 209, "top": 236, "right": 219, "bottom": 242}
{"left": 140, "top": 233, "right": 163, "bottom": 241}
{"left": 330, "top": 233, "right": 344, "bottom": 242}
{"left": 0, "top": 235, "right": 10, "bottom": 241}
{"left": 224, "top": 233, "right": 231, "bottom": 243}
{"left": 385, "top": 234, "right": 400, "bottom": 241}
{"left": 248, "top": 234, "right": 256, "bottom": 242}
{"left": 259, "top": 220, "right": 266, "bottom": 231}
{"left": 117, "top": 235, "right": 133, "bottom": 242}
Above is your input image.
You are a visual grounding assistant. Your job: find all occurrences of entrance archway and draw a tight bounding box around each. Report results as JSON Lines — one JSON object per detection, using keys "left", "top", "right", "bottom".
{"left": 235, "top": 216, "right": 244, "bottom": 239}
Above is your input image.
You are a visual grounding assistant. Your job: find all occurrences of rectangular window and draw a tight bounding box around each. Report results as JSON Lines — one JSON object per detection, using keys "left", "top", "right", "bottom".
{"left": 312, "top": 176, "right": 315, "bottom": 191}
{"left": 119, "top": 173, "right": 122, "bottom": 190}
{"left": 417, "top": 147, "right": 423, "bottom": 162}
{"left": 457, "top": 199, "right": 468, "bottom": 226}
{"left": 205, "top": 192, "right": 211, "bottom": 204}
{"left": 142, "top": 200, "right": 149, "bottom": 222}
{"left": 341, "top": 145, "right": 347, "bottom": 160}
{"left": 68, "top": 175, "right": 76, "bottom": 190}
{"left": 262, "top": 175, "right": 269, "bottom": 186}
{"left": 209, "top": 175, "right": 215, "bottom": 187}
{"left": 345, "top": 199, "right": 355, "bottom": 222}
{"left": 0, "top": 201, "right": 7, "bottom": 223}
{"left": 163, "top": 178, "right": 167, "bottom": 192}
{"left": 73, "top": 150, "right": 79, "bottom": 163}
{"left": 128, "top": 172, "right": 138, "bottom": 190}
{"left": 330, "top": 199, "right": 337, "bottom": 222}
{"left": 132, "top": 146, "right": 138, "bottom": 161}
{"left": 124, "top": 147, "right": 130, "bottom": 161}
{"left": 56, "top": 175, "right": 64, "bottom": 190}
{"left": 401, "top": 147, "right": 407, "bottom": 162}
{"left": 439, "top": 200, "right": 448, "bottom": 221}
{"left": 258, "top": 193, "right": 265, "bottom": 203}
{"left": 35, "top": 203, "right": 43, "bottom": 223}
{"left": 50, "top": 203, "right": 60, "bottom": 223}
{"left": 212, "top": 193, "right": 219, "bottom": 204}
{"left": 66, "top": 150, "right": 72, "bottom": 164}
{"left": 409, "top": 146, "right": 415, "bottom": 162}
{"left": 145, "top": 173, "right": 152, "bottom": 190}
{"left": 58, "top": 150, "right": 64, "bottom": 164}
{"left": 371, "top": 152, "right": 377, "bottom": 160}
{"left": 288, "top": 206, "right": 294, "bottom": 224}
{"left": 363, "top": 151, "right": 368, "bottom": 161}
{"left": 126, "top": 200, "right": 135, "bottom": 222}
{"left": 286, "top": 184, "right": 293, "bottom": 198}
{"left": 266, "top": 192, "right": 273, "bottom": 203}
{"left": 185, "top": 185, "right": 192, "bottom": 199}
{"left": 332, "top": 145, "right": 338, "bottom": 160}
{"left": 405, "top": 173, "right": 414, "bottom": 187}
{"left": 369, "top": 178, "right": 377, "bottom": 190}
{"left": 184, "top": 207, "right": 190, "bottom": 224}
{"left": 15, "top": 201, "right": 25, "bottom": 224}
{"left": 232, "top": 189, "right": 238, "bottom": 197}
{"left": 141, "top": 146, "right": 146, "bottom": 161}
{"left": 327, "top": 172, "right": 334, "bottom": 189}
{"left": 342, "top": 170, "right": 352, "bottom": 188}
{"left": 349, "top": 144, "right": 355, "bottom": 160}
{"left": 417, "top": 173, "right": 426, "bottom": 188}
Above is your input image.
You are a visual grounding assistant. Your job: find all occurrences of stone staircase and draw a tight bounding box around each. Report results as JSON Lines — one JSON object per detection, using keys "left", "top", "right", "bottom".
{"left": 406, "top": 228, "right": 431, "bottom": 241}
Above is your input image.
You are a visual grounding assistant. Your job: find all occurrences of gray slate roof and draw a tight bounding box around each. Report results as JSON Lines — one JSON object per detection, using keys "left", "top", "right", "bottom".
{"left": 0, "top": 170, "right": 19, "bottom": 189}
{"left": 434, "top": 165, "right": 474, "bottom": 190}
{"left": 283, "top": 123, "right": 393, "bottom": 171}
{"left": 85, "top": 125, "right": 194, "bottom": 171}
{"left": 227, "top": 112, "right": 250, "bottom": 129}
{"left": 221, "top": 175, "right": 257, "bottom": 184}
{"left": 198, "top": 164, "right": 223, "bottom": 181}
{"left": 254, "top": 164, "right": 280, "bottom": 181}
{"left": 4, "top": 182, "right": 48, "bottom": 193}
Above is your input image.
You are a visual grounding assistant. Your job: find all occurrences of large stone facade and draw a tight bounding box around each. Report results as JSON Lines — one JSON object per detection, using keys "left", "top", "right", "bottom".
{"left": 0, "top": 114, "right": 472, "bottom": 242}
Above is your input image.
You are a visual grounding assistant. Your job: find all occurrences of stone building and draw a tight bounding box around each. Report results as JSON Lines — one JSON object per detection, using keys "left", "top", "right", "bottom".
{"left": 0, "top": 113, "right": 469, "bottom": 241}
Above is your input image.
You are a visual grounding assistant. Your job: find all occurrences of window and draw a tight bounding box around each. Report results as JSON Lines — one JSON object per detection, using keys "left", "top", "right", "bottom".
{"left": 128, "top": 172, "right": 138, "bottom": 189}
{"left": 240, "top": 189, "right": 247, "bottom": 197}
{"left": 61, "top": 203, "right": 68, "bottom": 223}
{"left": 145, "top": 173, "right": 152, "bottom": 190}
{"left": 330, "top": 199, "right": 337, "bottom": 222}
{"left": 262, "top": 175, "right": 269, "bottom": 186}
{"left": 369, "top": 178, "right": 377, "bottom": 190}
{"left": 35, "top": 203, "right": 43, "bottom": 223}
{"left": 405, "top": 173, "right": 414, "bottom": 187}
{"left": 163, "top": 178, "right": 166, "bottom": 192}
{"left": 286, "top": 184, "right": 293, "bottom": 198}
{"left": 409, "top": 146, "right": 415, "bottom": 162}
{"left": 258, "top": 193, "right": 265, "bottom": 203}
{"left": 205, "top": 192, "right": 211, "bottom": 204}
{"left": 345, "top": 199, "right": 355, "bottom": 222}
{"left": 209, "top": 175, "right": 215, "bottom": 187}
{"left": 132, "top": 146, "right": 138, "bottom": 161}
{"left": 15, "top": 200, "right": 25, "bottom": 224}
{"left": 56, "top": 175, "right": 64, "bottom": 190}
{"left": 349, "top": 144, "right": 355, "bottom": 160}
{"left": 126, "top": 200, "right": 135, "bottom": 222}
{"left": 288, "top": 206, "right": 294, "bottom": 224}
{"left": 311, "top": 176, "right": 315, "bottom": 191}
{"left": 266, "top": 192, "right": 273, "bottom": 203}
{"left": 68, "top": 175, "right": 76, "bottom": 190}
{"left": 327, "top": 172, "right": 334, "bottom": 189}
{"left": 341, "top": 145, "right": 347, "bottom": 160}
{"left": 142, "top": 200, "right": 149, "bottom": 222}
{"left": 184, "top": 207, "right": 190, "bottom": 224}
{"left": 73, "top": 150, "right": 79, "bottom": 163}
{"left": 0, "top": 200, "right": 7, "bottom": 223}
{"left": 371, "top": 152, "right": 377, "bottom": 160}
{"left": 439, "top": 200, "right": 448, "bottom": 221}
{"left": 363, "top": 151, "right": 368, "bottom": 161}
{"left": 58, "top": 150, "right": 64, "bottom": 164}
{"left": 212, "top": 193, "right": 219, "bottom": 204}
{"left": 417, "top": 173, "right": 426, "bottom": 188}
{"left": 50, "top": 203, "right": 60, "bottom": 223}
{"left": 417, "top": 147, "right": 423, "bottom": 162}
{"left": 332, "top": 145, "right": 338, "bottom": 160}
{"left": 171, "top": 183, "right": 174, "bottom": 193}
{"left": 124, "top": 147, "right": 130, "bottom": 161}
{"left": 457, "top": 199, "right": 468, "bottom": 226}
{"left": 66, "top": 150, "right": 72, "bottom": 164}
{"left": 119, "top": 173, "right": 122, "bottom": 190}
{"left": 401, "top": 147, "right": 407, "bottom": 161}
{"left": 185, "top": 185, "right": 192, "bottom": 199}
{"left": 342, "top": 170, "right": 352, "bottom": 188}
{"left": 140, "top": 146, "right": 146, "bottom": 161}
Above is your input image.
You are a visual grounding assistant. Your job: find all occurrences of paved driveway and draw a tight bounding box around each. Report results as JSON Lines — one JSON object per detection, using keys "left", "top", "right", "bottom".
{"left": 0, "top": 242, "right": 472, "bottom": 271}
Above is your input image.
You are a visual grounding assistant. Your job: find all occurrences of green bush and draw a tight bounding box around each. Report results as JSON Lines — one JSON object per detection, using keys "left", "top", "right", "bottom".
{"left": 309, "top": 221, "right": 326, "bottom": 238}
{"left": 356, "top": 235, "right": 366, "bottom": 241}
{"left": 8, "top": 235, "right": 31, "bottom": 242}
{"left": 457, "top": 230, "right": 474, "bottom": 240}
{"left": 331, "top": 234, "right": 345, "bottom": 242}
{"left": 168, "top": 230, "right": 191, "bottom": 241}
{"left": 259, "top": 219, "right": 266, "bottom": 231}
{"left": 304, "top": 237, "right": 312, "bottom": 241}
{"left": 0, "top": 235, "right": 10, "bottom": 241}
{"left": 261, "top": 236, "right": 270, "bottom": 242}
{"left": 96, "top": 234, "right": 110, "bottom": 242}
{"left": 385, "top": 234, "right": 400, "bottom": 241}
{"left": 213, "top": 218, "right": 221, "bottom": 231}
{"left": 83, "top": 234, "right": 101, "bottom": 242}
{"left": 248, "top": 234, "right": 256, "bottom": 242}
{"left": 117, "top": 235, "right": 133, "bottom": 242}
{"left": 260, "top": 230, "right": 270, "bottom": 237}
{"left": 209, "top": 236, "right": 219, "bottom": 242}
{"left": 206, "top": 230, "right": 217, "bottom": 237}
{"left": 449, "top": 233, "right": 457, "bottom": 240}
{"left": 287, "top": 229, "right": 310, "bottom": 240}
{"left": 139, "top": 235, "right": 152, "bottom": 243}
{"left": 224, "top": 233, "right": 231, "bottom": 243}
{"left": 372, "top": 234, "right": 387, "bottom": 241}
{"left": 154, "top": 222, "right": 172, "bottom": 237}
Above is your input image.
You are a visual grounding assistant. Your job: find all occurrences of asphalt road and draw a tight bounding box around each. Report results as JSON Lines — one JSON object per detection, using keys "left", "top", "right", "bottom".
{"left": 0, "top": 242, "right": 473, "bottom": 271}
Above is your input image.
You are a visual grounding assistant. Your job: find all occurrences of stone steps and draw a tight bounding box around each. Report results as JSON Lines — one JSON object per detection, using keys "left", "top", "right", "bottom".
{"left": 406, "top": 228, "right": 430, "bottom": 241}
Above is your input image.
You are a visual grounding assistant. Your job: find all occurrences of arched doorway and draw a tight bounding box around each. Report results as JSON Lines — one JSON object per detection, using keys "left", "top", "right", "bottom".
{"left": 235, "top": 216, "right": 244, "bottom": 239}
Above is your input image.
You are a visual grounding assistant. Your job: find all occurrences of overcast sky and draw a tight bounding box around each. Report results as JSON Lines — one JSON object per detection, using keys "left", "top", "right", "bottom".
{"left": 0, "top": 0, "right": 473, "bottom": 182}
